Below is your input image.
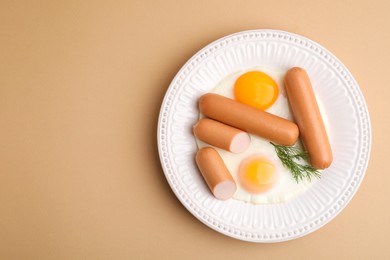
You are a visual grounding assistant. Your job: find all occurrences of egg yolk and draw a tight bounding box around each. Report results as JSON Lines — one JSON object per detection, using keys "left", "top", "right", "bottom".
{"left": 234, "top": 71, "right": 279, "bottom": 110}
{"left": 238, "top": 157, "right": 278, "bottom": 194}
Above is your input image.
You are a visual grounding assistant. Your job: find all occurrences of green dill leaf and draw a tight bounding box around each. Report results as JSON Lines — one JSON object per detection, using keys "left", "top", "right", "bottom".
{"left": 270, "top": 142, "right": 321, "bottom": 183}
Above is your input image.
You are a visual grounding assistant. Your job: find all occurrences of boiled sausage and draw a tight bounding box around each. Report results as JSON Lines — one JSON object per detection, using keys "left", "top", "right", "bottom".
{"left": 284, "top": 67, "right": 332, "bottom": 169}
{"left": 198, "top": 93, "right": 299, "bottom": 146}
{"left": 195, "top": 147, "right": 237, "bottom": 200}
{"left": 193, "top": 118, "right": 250, "bottom": 153}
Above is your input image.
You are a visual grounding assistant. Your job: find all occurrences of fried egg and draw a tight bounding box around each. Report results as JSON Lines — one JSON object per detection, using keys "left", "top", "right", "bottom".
{"left": 196, "top": 66, "right": 318, "bottom": 204}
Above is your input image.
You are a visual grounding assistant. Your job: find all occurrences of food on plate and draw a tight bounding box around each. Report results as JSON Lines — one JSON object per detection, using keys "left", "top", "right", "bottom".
{"left": 234, "top": 71, "right": 279, "bottom": 110}
{"left": 195, "top": 147, "right": 237, "bottom": 200}
{"left": 193, "top": 118, "right": 251, "bottom": 153}
{"left": 194, "top": 67, "right": 322, "bottom": 204}
{"left": 284, "top": 67, "right": 333, "bottom": 169}
{"left": 199, "top": 93, "right": 299, "bottom": 146}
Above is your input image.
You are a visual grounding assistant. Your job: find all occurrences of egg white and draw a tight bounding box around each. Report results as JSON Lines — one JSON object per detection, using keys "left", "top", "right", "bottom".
{"left": 196, "top": 66, "right": 319, "bottom": 204}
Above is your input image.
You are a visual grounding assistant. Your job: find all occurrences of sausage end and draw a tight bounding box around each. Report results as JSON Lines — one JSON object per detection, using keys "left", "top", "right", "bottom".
{"left": 229, "top": 132, "right": 251, "bottom": 153}
{"left": 311, "top": 152, "right": 333, "bottom": 170}
{"left": 213, "top": 180, "right": 236, "bottom": 200}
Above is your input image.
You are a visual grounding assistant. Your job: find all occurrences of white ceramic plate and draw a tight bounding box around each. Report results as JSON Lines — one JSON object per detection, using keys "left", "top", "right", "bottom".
{"left": 157, "top": 29, "right": 371, "bottom": 242}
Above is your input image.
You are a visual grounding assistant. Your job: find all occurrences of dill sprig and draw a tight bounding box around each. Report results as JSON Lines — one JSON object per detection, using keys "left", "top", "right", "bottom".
{"left": 270, "top": 142, "right": 321, "bottom": 183}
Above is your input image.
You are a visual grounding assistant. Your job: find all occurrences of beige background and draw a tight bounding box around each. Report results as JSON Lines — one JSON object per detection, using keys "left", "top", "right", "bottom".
{"left": 0, "top": 0, "right": 389, "bottom": 259}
